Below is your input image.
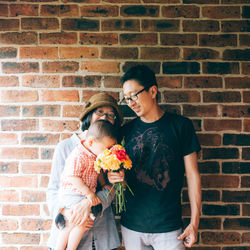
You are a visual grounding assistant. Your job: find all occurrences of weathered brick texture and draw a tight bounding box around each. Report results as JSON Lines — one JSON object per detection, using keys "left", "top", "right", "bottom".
{"left": 0, "top": 1, "right": 249, "bottom": 249}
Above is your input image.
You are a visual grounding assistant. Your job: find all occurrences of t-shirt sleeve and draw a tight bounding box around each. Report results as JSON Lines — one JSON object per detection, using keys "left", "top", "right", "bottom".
{"left": 181, "top": 117, "right": 201, "bottom": 156}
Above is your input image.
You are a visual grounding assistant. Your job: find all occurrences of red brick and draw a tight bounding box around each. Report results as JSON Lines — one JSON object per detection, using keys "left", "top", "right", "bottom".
{"left": 2, "top": 232, "right": 40, "bottom": 244}
{"left": 123, "top": 62, "right": 160, "bottom": 74}
{"left": 0, "top": 105, "right": 19, "bottom": 116}
{"left": 42, "top": 119, "right": 79, "bottom": 132}
{"left": 183, "top": 105, "right": 218, "bottom": 117}
{"left": 142, "top": 19, "right": 179, "bottom": 32}
{"left": 22, "top": 75, "right": 59, "bottom": 88}
{"left": 0, "top": 76, "right": 19, "bottom": 87}
{"left": 183, "top": 20, "right": 219, "bottom": 32}
{"left": 81, "top": 5, "right": 118, "bottom": 17}
{"left": 0, "top": 133, "right": 18, "bottom": 145}
{"left": 204, "top": 119, "right": 241, "bottom": 131}
{"left": 41, "top": 176, "right": 50, "bottom": 188}
{"left": 202, "top": 175, "right": 239, "bottom": 188}
{"left": 0, "top": 147, "right": 38, "bottom": 160}
{"left": 2, "top": 62, "right": 39, "bottom": 74}
{"left": 42, "top": 61, "right": 79, "bottom": 73}
{"left": 103, "top": 76, "right": 121, "bottom": 88}
{"left": 101, "top": 47, "right": 138, "bottom": 59}
{"left": 241, "top": 176, "right": 250, "bottom": 188}
{"left": 21, "top": 133, "right": 59, "bottom": 145}
{"left": 222, "top": 20, "right": 249, "bottom": 32}
{"left": 225, "top": 77, "right": 250, "bottom": 89}
{"left": 242, "top": 63, "right": 250, "bottom": 75}
{"left": 243, "top": 204, "right": 250, "bottom": 216}
{"left": 0, "top": 162, "right": 18, "bottom": 174}
{"left": 240, "top": 34, "right": 250, "bottom": 46}
{"left": 40, "top": 32, "right": 77, "bottom": 44}
{"left": 21, "top": 162, "right": 51, "bottom": 174}
{"left": 22, "top": 190, "right": 46, "bottom": 202}
{"left": 0, "top": 32, "right": 37, "bottom": 45}
{"left": 203, "top": 148, "right": 239, "bottom": 160}
{"left": 41, "top": 148, "right": 54, "bottom": 160}
{"left": 20, "top": 47, "right": 58, "bottom": 59}
{"left": 184, "top": 76, "right": 222, "bottom": 88}
{"left": 202, "top": 6, "right": 240, "bottom": 19}
{"left": 184, "top": 0, "right": 219, "bottom": 3}
{"left": 80, "top": 32, "right": 118, "bottom": 45}
{"left": 141, "top": 47, "right": 179, "bottom": 60}
{"left": 162, "top": 5, "right": 199, "bottom": 18}
{"left": 21, "top": 218, "right": 51, "bottom": 231}
{"left": 222, "top": 0, "right": 250, "bottom": 2}
{"left": 62, "top": 18, "right": 99, "bottom": 31}
{"left": 41, "top": 90, "right": 79, "bottom": 102}
{"left": 222, "top": 105, "right": 250, "bottom": 118}
{"left": 161, "top": 34, "right": 197, "bottom": 46}
{"left": 10, "top": 4, "right": 39, "bottom": 16}
{"left": 242, "top": 232, "right": 250, "bottom": 243}
{"left": 224, "top": 218, "right": 250, "bottom": 230}
{"left": 203, "top": 91, "right": 241, "bottom": 103}
{"left": 0, "top": 47, "right": 17, "bottom": 58}
{"left": 183, "top": 48, "right": 219, "bottom": 60}
{"left": 244, "top": 119, "right": 250, "bottom": 132}
{"left": 0, "top": 19, "right": 19, "bottom": 31}
{"left": 59, "top": 47, "right": 98, "bottom": 59}
{"left": 156, "top": 76, "right": 182, "bottom": 88}
{"left": 243, "top": 91, "right": 250, "bottom": 103}
{"left": 1, "top": 90, "right": 38, "bottom": 103}
{"left": 120, "top": 33, "right": 157, "bottom": 45}
{"left": 199, "top": 34, "right": 237, "bottom": 47}
{"left": 104, "top": 0, "right": 139, "bottom": 2}
{"left": 0, "top": 219, "right": 18, "bottom": 231}
{"left": 62, "top": 75, "right": 101, "bottom": 88}
{"left": 41, "top": 4, "right": 79, "bottom": 17}
{"left": 163, "top": 90, "right": 200, "bottom": 103}
{"left": 121, "top": 5, "right": 159, "bottom": 17}
{"left": 201, "top": 232, "right": 241, "bottom": 245}
{"left": 243, "top": 148, "right": 250, "bottom": 160}
{"left": 0, "top": 190, "right": 19, "bottom": 202}
{"left": 81, "top": 61, "right": 120, "bottom": 73}
{"left": 0, "top": 4, "right": 8, "bottom": 16}
{"left": 22, "top": 105, "right": 60, "bottom": 117}
{"left": 101, "top": 19, "right": 140, "bottom": 31}
{"left": 197, "top": 134, "right": 221, "bottom": 146}
{"left": 1, "top": 119, "right": 38, "bottom": 131}
{"left": 198, "top": 162, "right": 220, "bottom": 174}
{"left": 21, "top": 18, "right": 59, "bottom": 30}
{"left": 0, "top": 176, "right": 37, "bottom": 188}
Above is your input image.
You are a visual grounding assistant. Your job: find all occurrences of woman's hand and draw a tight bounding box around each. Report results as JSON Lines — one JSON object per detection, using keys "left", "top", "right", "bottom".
{"left": 107, "top": 169, "right": 125, "bottom": 184}
{"left": 68, "top": 199, "right": 92, "bottom": 226}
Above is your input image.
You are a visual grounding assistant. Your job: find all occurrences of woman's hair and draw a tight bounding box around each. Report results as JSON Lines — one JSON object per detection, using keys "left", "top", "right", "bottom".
{"left": 86, "top": 120, "right": 118, "bottom": 142}
{"left": 81, "top": 108, "right": 121, "bottom": 132}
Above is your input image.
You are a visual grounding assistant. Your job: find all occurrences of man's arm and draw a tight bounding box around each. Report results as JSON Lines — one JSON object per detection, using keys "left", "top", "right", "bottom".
{"left": 178, "top": 151, "right": 201, "bottom": 248}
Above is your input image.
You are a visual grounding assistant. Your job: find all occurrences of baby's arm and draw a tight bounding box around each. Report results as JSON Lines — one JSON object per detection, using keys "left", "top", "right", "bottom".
{"left": 67, "top": 176, "right": 100, "bottom": 206}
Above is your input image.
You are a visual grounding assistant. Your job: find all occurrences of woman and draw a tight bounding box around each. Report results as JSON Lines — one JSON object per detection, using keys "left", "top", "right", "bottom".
{"left": 47, "top": 92, "right": 124, "bottom": 250}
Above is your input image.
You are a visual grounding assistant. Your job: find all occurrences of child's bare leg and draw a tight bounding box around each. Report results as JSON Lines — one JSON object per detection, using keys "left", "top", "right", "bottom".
{"left": 55, "top": 222, "right": 74, "bottom": 250}
{"left": 66, "top": 223, "right": 89, "bottom": 250}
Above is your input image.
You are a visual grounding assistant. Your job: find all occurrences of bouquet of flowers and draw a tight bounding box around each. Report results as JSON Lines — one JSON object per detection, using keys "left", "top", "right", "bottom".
{"left": 94, "top": 144, "right": 134, "bottom": 213}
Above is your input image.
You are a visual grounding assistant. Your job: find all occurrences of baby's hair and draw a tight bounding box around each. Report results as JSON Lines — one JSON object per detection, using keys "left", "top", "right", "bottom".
{"left": 86, "top": 120, "right": 118, "bottom": 141}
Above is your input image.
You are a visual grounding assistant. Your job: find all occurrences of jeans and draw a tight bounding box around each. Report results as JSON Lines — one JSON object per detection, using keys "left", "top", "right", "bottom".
{"left": 121, "top": 226, "right": 185, "bottom": 250}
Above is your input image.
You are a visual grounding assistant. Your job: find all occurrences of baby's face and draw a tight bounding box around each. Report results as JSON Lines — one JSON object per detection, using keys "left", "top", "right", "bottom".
{"left": 92, "top": 136, "right": 116, "bottom": 156}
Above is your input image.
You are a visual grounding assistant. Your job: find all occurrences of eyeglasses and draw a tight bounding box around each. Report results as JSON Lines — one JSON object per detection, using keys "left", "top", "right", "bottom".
{"left": 121, "top": 88, "right": 146, "bottom": 104}
{"left": 94, "top": 110, "right": 116, "bottom": 120}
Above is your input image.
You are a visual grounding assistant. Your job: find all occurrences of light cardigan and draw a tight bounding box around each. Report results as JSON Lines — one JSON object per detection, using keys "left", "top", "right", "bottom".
{"left": 47, "top": 133, "right": 121, "bottom": 250}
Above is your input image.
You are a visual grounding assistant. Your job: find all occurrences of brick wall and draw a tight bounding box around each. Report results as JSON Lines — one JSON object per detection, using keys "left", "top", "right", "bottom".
{"left": 0, "top": 0, "right": 249, "bottom": 249}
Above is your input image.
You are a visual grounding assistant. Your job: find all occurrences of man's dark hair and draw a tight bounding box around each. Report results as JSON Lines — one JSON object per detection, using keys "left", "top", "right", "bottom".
{"left": 86, "top": 120, "right": 118, "bottom": 142}
{"left": 121, "top": 65, "right": 158, "bottom": 89}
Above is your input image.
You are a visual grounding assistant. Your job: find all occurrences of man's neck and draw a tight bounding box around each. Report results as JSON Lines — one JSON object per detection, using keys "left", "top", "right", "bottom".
{"left": 140, "top": 105, "right": 165, "bottom": 123}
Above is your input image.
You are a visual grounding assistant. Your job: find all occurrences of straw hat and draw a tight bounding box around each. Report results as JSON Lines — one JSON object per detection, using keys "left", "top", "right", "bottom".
{"left": 79, "top": 92, "right": 123, "bottom": 123}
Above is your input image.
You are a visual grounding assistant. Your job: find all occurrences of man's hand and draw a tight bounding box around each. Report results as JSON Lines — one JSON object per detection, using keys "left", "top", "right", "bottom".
{"left": 68, "top": 199, "right": 92, "bottom": 226}
{"left": 177, "top": 223, "right": 198, "bottom": 248}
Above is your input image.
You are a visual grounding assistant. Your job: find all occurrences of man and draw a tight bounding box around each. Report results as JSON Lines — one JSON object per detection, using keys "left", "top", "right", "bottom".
{"left": 120, "top": 65, "right": 201, "bottom": 250}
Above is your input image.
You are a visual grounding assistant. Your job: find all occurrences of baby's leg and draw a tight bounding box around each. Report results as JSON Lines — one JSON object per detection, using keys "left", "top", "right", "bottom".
{"left": 66, "top": 224, "right": 89, "bottom": 250}
{"left": 55, "top": 222, "right": 74, "bottom": 250}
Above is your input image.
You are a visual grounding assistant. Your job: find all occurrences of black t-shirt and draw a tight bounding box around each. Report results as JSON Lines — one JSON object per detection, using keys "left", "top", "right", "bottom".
{"left": 121, "top": 112, "right": 201, "bottom": 233}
